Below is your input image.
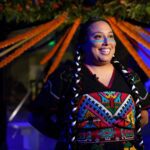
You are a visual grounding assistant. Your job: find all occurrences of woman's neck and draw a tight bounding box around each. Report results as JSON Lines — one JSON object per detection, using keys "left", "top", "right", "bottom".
{"left": 84, "top": 62, "right": 113, "bottom": 71}
{"left": 84, "top": 63, "right": 115, "bottom": 87}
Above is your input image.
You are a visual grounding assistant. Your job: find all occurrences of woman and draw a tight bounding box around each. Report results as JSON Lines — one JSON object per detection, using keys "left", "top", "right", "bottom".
{"left": 29, "top": 19, "right": 150, "bottom": 150}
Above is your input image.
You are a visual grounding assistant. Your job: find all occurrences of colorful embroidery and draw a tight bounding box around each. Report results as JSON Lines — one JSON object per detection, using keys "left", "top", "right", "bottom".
{"left": 76, "top": 91, "right": 135, "bottom": 143}
{"left": 77, "top": 128, "right": 134, "bottom": 143}
{"left": 98, "top": 128, "right": 115, "bottom": 139}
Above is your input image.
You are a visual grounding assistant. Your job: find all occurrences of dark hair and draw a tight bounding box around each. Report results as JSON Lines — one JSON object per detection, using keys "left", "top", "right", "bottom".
{"left": 76, "top": 17, "right": 117, "bottom": 62}
{"left": 78, "top": 17, "right": 115, "bottom": 45}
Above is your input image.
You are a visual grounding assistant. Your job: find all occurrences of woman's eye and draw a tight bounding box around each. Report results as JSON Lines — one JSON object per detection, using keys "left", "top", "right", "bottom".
{"left": 94, "top": 35, "right": 103, "bottom": 39}
{"left": 108, "top": 34, "right": 114, "bottom": 39}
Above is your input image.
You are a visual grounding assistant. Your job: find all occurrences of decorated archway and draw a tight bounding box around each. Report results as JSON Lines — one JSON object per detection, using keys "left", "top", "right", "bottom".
{"left": 0, "top": 0, "right": 150, "bottom": 78}
{"left": 0, "top": 1, "right": 150, "bottom": 149}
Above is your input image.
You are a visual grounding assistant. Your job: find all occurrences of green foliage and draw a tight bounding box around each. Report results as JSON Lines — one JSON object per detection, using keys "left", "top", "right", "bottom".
{"left": 0, "top": 0, "right": 150, "bottom": 24}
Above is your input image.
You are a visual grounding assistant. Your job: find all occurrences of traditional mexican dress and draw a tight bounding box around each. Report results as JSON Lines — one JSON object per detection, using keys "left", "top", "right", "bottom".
{"left": 29, "top": 62, "right": 150, "bottom": 150}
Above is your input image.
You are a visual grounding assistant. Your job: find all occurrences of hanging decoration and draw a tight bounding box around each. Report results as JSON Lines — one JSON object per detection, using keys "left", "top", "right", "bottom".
{"left": 116, "top": 21, "right": 150, "bottom": 50}
{"left": 0, "top": 0, "right": 150, "bottom": 79}
{"left": 44, "top": 17, "right": 81, "bottom": 80}
{"left": 40, "top": 28, "right": 71, "bottom": 65}
{"left": 0, "top": 0, "right": 150, "bottom": 24}
{"left": 107, "top": 17, "right": 150, "bottom": 77}
{"left": 0, "top": 12, "right": 67, "bottom": 68}
{"left": 120, "top": 21, "right": 150, "bottom": 37}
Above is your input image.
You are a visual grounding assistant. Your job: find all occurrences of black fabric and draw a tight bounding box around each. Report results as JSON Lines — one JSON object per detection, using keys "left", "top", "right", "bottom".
{"left": 131, "top": 71, "right": 150, "bottom": 109}
{"left": 28, "top": 61, "right": 74, "bottom": 138}
{"left": 81, "top": 65, "right": 150, "bottom": 109}
{"left": 81, "top": 65, "right": 131, "bottom": 94}
{"left": 55, "top": 141, "right": 125, "bottom": 150}
{"left": 28, "top": 62, "right": 150, "bottom": 143}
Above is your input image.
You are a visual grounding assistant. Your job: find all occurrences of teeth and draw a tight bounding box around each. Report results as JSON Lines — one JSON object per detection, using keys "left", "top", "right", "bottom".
{"left": 100, "top": 48, "right": 110, "bottom": 55}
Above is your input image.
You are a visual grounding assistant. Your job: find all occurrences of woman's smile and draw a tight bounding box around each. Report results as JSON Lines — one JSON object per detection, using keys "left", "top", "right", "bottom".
{"left": 99, "top": 48, "right": 111, "bottom": 55}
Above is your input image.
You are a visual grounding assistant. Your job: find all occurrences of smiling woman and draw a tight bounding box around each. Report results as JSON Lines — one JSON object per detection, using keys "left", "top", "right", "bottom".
{"left": 29, "top": 18, "right": 150, "bottom": 150}
{"left": 82, "top": 21, "right": 116, "bottom": 66}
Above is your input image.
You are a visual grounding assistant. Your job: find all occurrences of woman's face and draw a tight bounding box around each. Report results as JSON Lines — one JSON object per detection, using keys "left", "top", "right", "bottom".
{"left": 82, "top": 21, "right": 116, "bottom": 65}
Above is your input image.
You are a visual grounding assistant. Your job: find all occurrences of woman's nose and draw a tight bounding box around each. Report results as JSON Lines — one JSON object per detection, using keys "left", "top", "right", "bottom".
{"left": 102, "top": 37, "right": 108, "bottom": 45}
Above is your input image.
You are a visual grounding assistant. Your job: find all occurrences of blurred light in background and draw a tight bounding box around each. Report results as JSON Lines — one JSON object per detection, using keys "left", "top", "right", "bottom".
{"left": 138, "top": 28, "right": 150, "bottom": 92}
{"left": 48, "top": 40, "right": 56, "bottom": 47}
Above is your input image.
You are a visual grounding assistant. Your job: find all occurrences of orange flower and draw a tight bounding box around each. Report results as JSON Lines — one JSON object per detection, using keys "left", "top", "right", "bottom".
{"left": 51, "top": 3, "right": 60, "bottom": 9}
{"left": 17, "top": 4, "right": 23, "bottom": 12}
{"left": 0, "top": 4, "right": 3, "bottom": 12}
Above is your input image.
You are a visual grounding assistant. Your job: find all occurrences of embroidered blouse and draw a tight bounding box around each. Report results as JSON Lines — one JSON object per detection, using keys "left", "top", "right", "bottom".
{"left": 29, "top": 62, "right": 150, "bottom": 144}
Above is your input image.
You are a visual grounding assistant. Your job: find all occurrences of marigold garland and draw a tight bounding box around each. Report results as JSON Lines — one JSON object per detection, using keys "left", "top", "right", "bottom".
{"left": 45, "top": 17, "right": 81, "bottom": 81}
{"left": 130, "top": 38, "right": 150, "bottom": 60}
{"left": 0, "top": 13, "right": 67, "bottom": 49}
{"left": 0, "top": 39, "right": 29, "bottom": 57}
{"left": 40, "top": 28, "right": 70, "bottom": 65}
{"left": 0, "top": 11, "right": 149, "bottom": 79}
{"left": 114, "top": 19, "right": 150, "bottom": 50}
{"left": 122, "top": 21, "right": 150, "bottom": 37}
{"left": 0, "top": 13, "right": 68, "bottom": 68}
{"left": 106, "top": 17, "right": 150, "bottom": 77}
